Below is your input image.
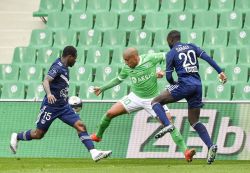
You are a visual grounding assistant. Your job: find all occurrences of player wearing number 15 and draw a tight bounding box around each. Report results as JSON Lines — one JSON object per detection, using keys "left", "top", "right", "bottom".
{"left": 151, "top": 30, "right": 227, "bottom": 164}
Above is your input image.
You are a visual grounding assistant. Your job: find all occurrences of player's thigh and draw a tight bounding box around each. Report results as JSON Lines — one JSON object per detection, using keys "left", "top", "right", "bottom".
{"left": 119, "top": 93, "right": 143, "bottom": 114}
{"left": 186, "top": 85, "right": 203, "bottom": 109}
{"left": 59, "top": 105, "right": 81, "bottom": 127}
{"left": 152, "top": 89, "right": 176, "bottom": 105}
{"left": 106, "top": 101, "right": 128, "bottom": 118}
{"left": 143, "top": 98, "right": 170, "bottom": 118}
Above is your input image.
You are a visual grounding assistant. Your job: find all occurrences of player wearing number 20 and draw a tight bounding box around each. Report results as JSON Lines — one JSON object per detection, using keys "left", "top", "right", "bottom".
{"left": 151, "top": 30, "right": 227, "bottom": 164}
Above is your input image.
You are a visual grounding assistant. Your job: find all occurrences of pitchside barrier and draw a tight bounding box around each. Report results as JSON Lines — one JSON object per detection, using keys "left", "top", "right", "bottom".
{"left": 0, "top": 100, "right": 249, "bottom": 160}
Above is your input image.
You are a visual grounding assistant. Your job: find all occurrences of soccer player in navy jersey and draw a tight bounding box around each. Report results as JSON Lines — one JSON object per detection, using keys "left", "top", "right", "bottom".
{"left": 10, "top": 46, "right": 111, "bottom": 162}
{"left": 151, "top": 30, "right": 227, "bottom": 164}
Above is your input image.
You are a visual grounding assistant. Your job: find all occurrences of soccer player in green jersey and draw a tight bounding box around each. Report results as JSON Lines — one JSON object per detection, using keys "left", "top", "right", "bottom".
{"left": 91, "top": 47, "right": 196, "bottom": 162}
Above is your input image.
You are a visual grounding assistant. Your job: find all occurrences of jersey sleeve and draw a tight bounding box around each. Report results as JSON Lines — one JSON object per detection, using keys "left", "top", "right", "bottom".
{"left": 166, "top": 51, "right": 174, "bottom": 73}
{"left": 189, "top": 43, "right": 205, "bottom": 57}
{"left": 117, "top": 66, "right": 129, "bottom": 81}
{"left": 147, "top": 52, "right": 166, "bottom": 65}
{"left": 47, "top": 65, "right": 61, "bottom": 79}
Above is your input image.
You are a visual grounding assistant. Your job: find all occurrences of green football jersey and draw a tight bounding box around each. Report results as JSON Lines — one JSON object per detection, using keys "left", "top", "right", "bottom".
{"left": 118, "top": 52, "right": 165, "bottom": 98}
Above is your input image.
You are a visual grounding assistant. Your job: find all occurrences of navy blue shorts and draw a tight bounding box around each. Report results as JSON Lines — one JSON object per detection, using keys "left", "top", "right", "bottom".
{"left": 167, "top": 84, "right": 203, "bottom": 108}
{"left": 36, "top": 104, "right": 80, "bottom": 131}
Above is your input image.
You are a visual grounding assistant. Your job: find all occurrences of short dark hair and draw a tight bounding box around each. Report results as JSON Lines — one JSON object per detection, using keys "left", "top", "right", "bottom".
{"left": 167, "top": 30, "right": 181, "bottom": 40}
{"left": 62, "top": 46, "right": 77, "bottom": 57}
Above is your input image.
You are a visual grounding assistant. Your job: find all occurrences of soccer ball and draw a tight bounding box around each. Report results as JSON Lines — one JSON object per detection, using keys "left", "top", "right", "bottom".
{"left": 68, "top": 96, "right": 82, "bottom": 113}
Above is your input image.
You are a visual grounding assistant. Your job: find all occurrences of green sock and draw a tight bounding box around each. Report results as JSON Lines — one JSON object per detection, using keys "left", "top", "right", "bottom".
{"left": 170, "top": 128, "right": 187, "bottom": 153}
{"left": 96, "top": 115, "right": 111, "bottom": 138}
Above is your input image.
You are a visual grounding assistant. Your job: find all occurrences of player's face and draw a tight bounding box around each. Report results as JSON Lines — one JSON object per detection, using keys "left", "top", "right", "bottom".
{"left": 68, "top": 56, "right": 76, "bottom": 67}
{"left": 124, "top": 55, "right": 138, "bottom": 68}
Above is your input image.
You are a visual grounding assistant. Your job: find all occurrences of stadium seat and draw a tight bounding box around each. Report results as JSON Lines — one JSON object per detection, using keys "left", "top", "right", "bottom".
{"left": 94, "top": 12, "right": 118, "bottom": 32}
{"left": 33, "top": 0, "right": 62, "bottom": 18}
{"left": 160, "top": 0, "right": 184, "bottom": 13}
{"left": 243, "top": 11, "right": 250, "bottom": 29}
{"left": 102, "top": 29, "right": 127, "bottom": 49}
{"left": 85, "top": 47, "right": 110, "bottom": 65}
{"left": 184, "top": 0, "right": 209, "bottom": 12}
{"left": 218, "top": 11, "right": 242, "bottom": 29}
{"left": 193, "top": 12, "right": 218, "bottom": 29}
{"left": 76, "top": 47, "right": 86, "bottom": 64}
{"left": 0, "top": 64, "right": 19, "bottom": 82}
{"left": 69, "top": 12, "right": 93, "bottom": 32}
{"left": 157, "top": 79, "right": 168, "bottom": 92}
{"left": 94, "top": 65, "right": 119, "bottom": 82}
{"left": 206, "top": 83, "right": 232, "bottom": 100}
{"left": 86, "top": 0, "right": 110, "bottom": 13}
{"left": 152, "top": 29, "right": 170, "bottom": 50}
{"left": 203, "top": 30, "right": 228, "bottom": 48}
{"left": 212, "top": 47, "right": 237, "bottom": 65}
{"left": 232, "top": 83, "right": 250, "bottom": 100}
{"left": 199, "top": 64, "right": 219, "bottom": 82}
{"left": 36, "top": 47, "right": 61, "bottom": 65}
{"left": 181, "top": 30, "right": 204, "bottom": 46}
{"left": 62, "top": 0, "right": 86, "bottom": 14}
{"left": 77, "top": 29, "right": 102, "bottom": 49}
{"left": 234, "top": 0, "right": 250, "bottom": 13}
{"left": 110, "top": 0, "right": 134, "bottom": 14}
{"left": 228, "top": 29, "right": 250, "bottom": 47}
{"left": 53, "top": 30, "right": 77, "bottom": 48}
{"left": 225, "top": 64, "right": 249, "bottom": 83}
{"left": 127, "top": 30, "right": 152, "bottom": 48}
{"left": 168, "top": 12, "right": 193, "bottom": 29}
{"left": 19, "top": 64, "right": 43, "bottom": 84}
{"left": 209, "top": 0, "right": 234, "bottom": 12}
{"left": 1, "top": 82, "right": 25, "bottom": 99}
{"left": 118, "top": 12, "right": 142, "bottom": 32}
{"left": 102, "top": 83, "right": 128, "bottom": 100}
{"left": 78, "top": 82, "right": 103, "bottom": 100}
{"left": 135, "top": 0, "right": 159, "bottom": 15}
{"left": 70, "top": 64, "right": 93, "bottom": 83}
{"left": 238, "top": 48, "right": 250, "bottom": 64}
{"left": 138, "top": 47, "right": 162, "bottom": 55}
{"left": 26, "top": 82, "right": 45, "bottom": 100}
{"left": 12, "top": 47, "right": 36, "bottom": 64}
{"left": 46, "top": 12, "right": 70, "bottom": 31}
{"left": 68, "top": 82, "right": 77, "bottom": 96}
{"left": 111, "top": 47, "right": 125, "bottom": 66}
{"left": 143, "top": 12, "right": 168, "bottom": 32}
{"left": 29, "top": 29, "right": 53, "bottom": 48}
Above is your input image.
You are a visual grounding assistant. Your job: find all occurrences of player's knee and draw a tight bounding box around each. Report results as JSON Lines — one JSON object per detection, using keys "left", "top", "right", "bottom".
{"left": 75, "top": 121, "right": 87, "bottom": 132}
{"left": 34, "top": 130, "right": 45, "bottom": 139}
{"left": 106, "top": 109, "right": 116, "bottom": 118}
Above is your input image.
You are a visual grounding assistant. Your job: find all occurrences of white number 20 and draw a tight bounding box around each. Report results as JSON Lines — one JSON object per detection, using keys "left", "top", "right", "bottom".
{"left": 178, "top": 50, "right": 197, "bottom": 67}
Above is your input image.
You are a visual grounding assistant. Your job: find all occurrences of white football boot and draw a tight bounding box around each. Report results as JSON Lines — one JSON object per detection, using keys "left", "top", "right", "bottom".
{"left": 90, "top": 149, "right": 112, "bottom": 162}
{"left": 10, "top": 133, "right": 18, "bottom": 154}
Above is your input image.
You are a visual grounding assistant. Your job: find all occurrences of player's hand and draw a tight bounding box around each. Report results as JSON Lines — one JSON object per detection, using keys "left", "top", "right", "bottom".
{"left": 47, "top": 94, "right": 57, "bottom": 104}
{"left": 93, "top": 87, "right": 102, "bottom": 96}
{"left": 218, "top": 72, "right": 227, "bottom": 84}
{"left": 156, "top": 71, "right": 164, "bottom": 78}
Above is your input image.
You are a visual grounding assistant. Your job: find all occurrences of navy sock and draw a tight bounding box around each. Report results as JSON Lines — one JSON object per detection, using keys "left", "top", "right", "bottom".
{"left": 193, "top": 122, "right": 213, "bottom": 148}
{"left": 17, "top": 130, "right": 32, "bottom": 141}
{"left": 78, "top": 132, "right": 94, "bottom": 151}
{"left": 152, "top": 102, "right": 170, "bottom": 126}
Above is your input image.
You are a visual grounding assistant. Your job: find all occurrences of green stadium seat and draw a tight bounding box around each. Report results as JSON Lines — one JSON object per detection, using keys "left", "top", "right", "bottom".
{"left": 234, "top": 0, "right": 250, "bottom": 13}
{"left": 157, "top": 79, "right": 168, "bottom": 92}
{"left": 63, "top": 0, "right": 86, "bottom": 14}
{"left": 70, "top": 64, "right": 93, "bottom": 83}
{"left": 68, "top": 82, "right": 77, "bottom": 96}
{"left": 118, "top": 12, "right": 142, "bottom": 32}
{"left": 78, "top": 82, "right": 103, "bottom": 100}
{"left": 26, "top": 82, "right": 45, "bottom": 100}
{"left": 33, "top": 0, "right": 62, "bottom": 18}
{"left": 143, "top": 12, "right": 168, "bottom": 32}
{"left": 138, "top": 47, "right": 162, "bottom": 55}
{"left": 168, "top": 12, "right": 193, "bottom": 29}
{"left": 86, "top": 0, "right": 110, "bottom": 13}
{"left": 76, "top": 47, "right": 86, "bottom": 64}
{"left": 199, "top": 64, "right": 219, "bottom": 82}
{"left": 184, "top": 0, "right": 209, "bottom": 12}
{"left": 110, "top": 0, "right": 134, "bottom": 14}
{"left": 206, "top": 83, "right": 232, "bottom": 100}
{"left": 46, "top": 12, "right": 70, "bottom": 31}
{"left": 160, "top": 0, "right": 184, "bottom": 13}
{"left": 94, "top": 12, "right": 118, "bottom": 32}
{"left": 225, "top": 64, "right": 249, "bottom": 83}
{"left": 181, "top": 29, "right": 203, "bottom": 46}
{"left": 53, "top": 30, "right": 77, "bottom": 48}
{"left": 77, "top": 29, "right": 102, "bottom": 49}
{"left": 209, "top": 0, "right": 234, "bottom": 12}
{"left": 69, "top": 12, "right": 93, "bottom": 32}
{"left": 212, "top": 47, "right": 237, "bottom": 65}
{"left": 19, "top": 64, "right": 43, "bottom": 84}
{"left": 193, "top": 12, "right": 218, "bottom": 29}
{"left": 102, "top": 29, "right": 126, "bottom": 49}
{"left": 102, "top": 83, "right": 128, "bottom": 100}
{"left": 203, "top": 30, "right": 228, "bottom": 48}
{"left": 36, "top": 47, "right": 61, "bottom": 65}
{"left": 238, "top": 48, "right": 250, "bottom": 64}
{"left": 135, "top": 0, "right": 159, "bottom": 15}
{"left": 228, "top": 29, "right": 250, "bottom": 47}
{"left": 85, "top": 47, "right": 110, "bottom": 65}
{"left": 243, "top": 11, "right": 250, "bottom": 29}
{"left": 152, "top": 29, "right": 170, "bottom": 50}
{"left": 1, "top": 82, "right": 25, "bottom": 99}
{"left": 29, "top": 29, "right": 53, "bottom": 48}
{"left": 94, "top": 65, "right": 119, "bottom": 82}
{"left": 127, "top": 30, "right": 152, "bottom": 48}
{"left": 218, "top": 11, "right": 242, "bottom": 29}
{"left": 111, "top": 47, "right": 125, "bottom": 66}
{"left": 232, "top": 83, "right": 250, "bottom": 100}
{"left": 0, "top": 64, "right": 19, "bottom": 82}
{"left": 12, "top": 47, "right": 36, "bottom": 64}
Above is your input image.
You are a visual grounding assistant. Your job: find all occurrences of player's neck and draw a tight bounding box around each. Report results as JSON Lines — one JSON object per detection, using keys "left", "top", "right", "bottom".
{"left": 60, "top": 57, "right": 68, "bottom": 67}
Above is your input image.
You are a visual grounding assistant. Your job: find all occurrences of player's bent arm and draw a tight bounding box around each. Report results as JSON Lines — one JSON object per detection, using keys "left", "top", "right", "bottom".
{"left": 43, "top": 75, "right": 57, "bottom": 103}
{"left": 99, "top": 77, "right": 123, "bottom": 92}
{"left": 166, "top": 71, "right": 176, "bottom": 85}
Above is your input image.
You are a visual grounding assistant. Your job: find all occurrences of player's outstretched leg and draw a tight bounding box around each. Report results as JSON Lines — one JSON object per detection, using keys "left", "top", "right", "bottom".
{"left": 154, "top": 124, "right": 175, "bottom": 139}
{"left": 90, "top": 149, "right": 112, "bottom": 162}
{"left": 207, "top": 144, "right": 217, "bottom": 164}
{"left": 91, "top": 133, "right": 102, "bottom": 142}
{"left": 10, "top": 133, "right": 18, "bottom": 154}
{"left": 184, "top": 148, "right": 196, "bottom": 162}
{"left": 91, "top": 114, "right": 111, "bottom": 142}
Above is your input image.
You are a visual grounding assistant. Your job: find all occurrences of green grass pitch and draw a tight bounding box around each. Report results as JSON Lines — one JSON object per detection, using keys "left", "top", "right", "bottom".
{"left": 1, "top": 158, "right": 250, "bottom": 173}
